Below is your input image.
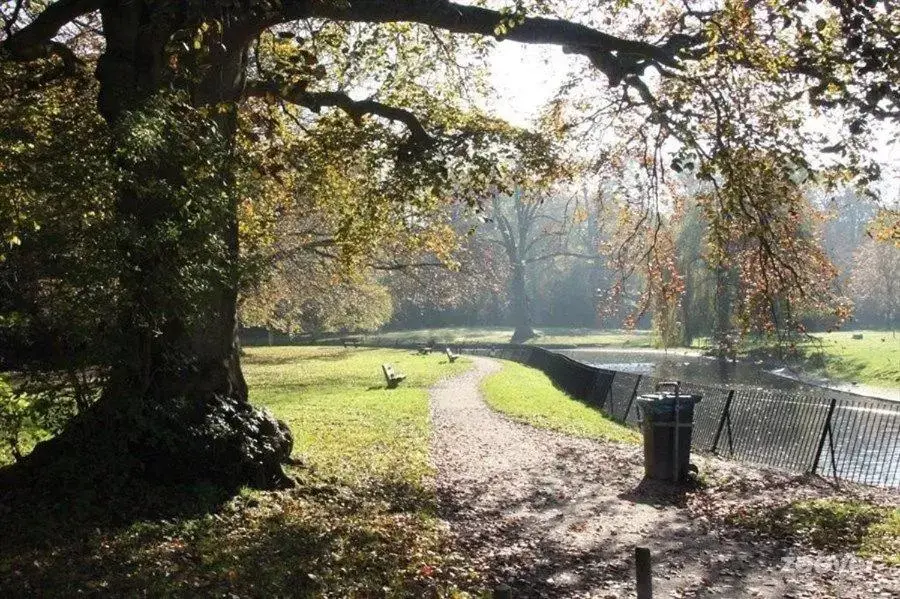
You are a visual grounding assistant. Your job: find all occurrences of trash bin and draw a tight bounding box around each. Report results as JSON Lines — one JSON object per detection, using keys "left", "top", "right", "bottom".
{"left": 636, "top": 381, "right": 702, "bottom": 482}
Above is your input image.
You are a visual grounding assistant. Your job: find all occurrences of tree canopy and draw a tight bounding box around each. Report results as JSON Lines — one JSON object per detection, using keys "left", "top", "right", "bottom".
{"left": 1, "top": 0, "right": 897, "bottom": 488}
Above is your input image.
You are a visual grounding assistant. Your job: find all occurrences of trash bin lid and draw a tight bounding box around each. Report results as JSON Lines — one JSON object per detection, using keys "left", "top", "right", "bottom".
{"left": 636, "top": 393, "right": 701, "bottom": 418}
{"left": 637, "top": 392, "right": 702, "bottom": 402}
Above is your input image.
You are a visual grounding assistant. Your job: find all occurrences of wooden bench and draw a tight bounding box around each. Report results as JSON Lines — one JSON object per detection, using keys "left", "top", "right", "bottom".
{"left": 416, "top": 345, "right": 433, "bottom": 355}
{"left": 445, "top": 347, "right": 459, "bottom": 363}
{"left": 382, "top": 363, "right": 407, "bottom": 389}
{"left": 341, "top": 337, "right": 361, "bottom": 348}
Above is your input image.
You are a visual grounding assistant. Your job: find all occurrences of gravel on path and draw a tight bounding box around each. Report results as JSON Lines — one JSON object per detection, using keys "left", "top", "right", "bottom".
{"left": 430, "top": 356, "right": 899, "bottom": 599}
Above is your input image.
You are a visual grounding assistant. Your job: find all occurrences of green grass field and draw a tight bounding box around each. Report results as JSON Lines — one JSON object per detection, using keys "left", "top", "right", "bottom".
{"left": 796, "top": 330, "right": 899, "bottom": 389}
{"left": 269, "top": 326, "right": 897, "bottom": 389}
{"left": 480, "top": 359, "right": 640, "bottom": 445}
{"left": 0, "top": 347, "right": 481, "bottom": 597}
{"left": 245, "top": 346, "right": 472, "bottom": 483}
{"left": 349, "top": 326, "right": 658, "bottom": 348}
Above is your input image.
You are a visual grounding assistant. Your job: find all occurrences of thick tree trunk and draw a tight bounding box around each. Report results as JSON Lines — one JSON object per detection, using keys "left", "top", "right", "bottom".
{"left": 2, "top": 5, "right": 293, "bottom": 491}
{"left": 509, "top": 261, "right": 536, "bottom": 344}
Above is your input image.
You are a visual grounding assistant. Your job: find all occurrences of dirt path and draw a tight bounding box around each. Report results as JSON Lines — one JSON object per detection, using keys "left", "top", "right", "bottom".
{"left": 430, "top": 356, "right": 899, "bottom": 598}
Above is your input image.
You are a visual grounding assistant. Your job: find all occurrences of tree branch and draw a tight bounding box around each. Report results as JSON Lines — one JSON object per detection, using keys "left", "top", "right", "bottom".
{"left": 2, "top": 0, "right": 26, "bottom": 38}
{"left": 278, "top": 0, "right": 699, "bottom": 87}
{"left": 526, "top": 252, "right": 596, "bottom": 264}
{"left": 244, "top": 80, "right": 435, "bottom": 149}
{"left": 371, "top": 260, "right": 446, "bottom": 271}
{"left": 0, "top": 0, "right": 99, "bottom": 66}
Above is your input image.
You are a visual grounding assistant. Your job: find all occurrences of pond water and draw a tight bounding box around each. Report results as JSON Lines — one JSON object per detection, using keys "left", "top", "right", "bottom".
{"left": 558, "top": 349, "right": 897, "bottom": 397}
{"left": 557, "top": 348, "right": 900, "bottom": 489}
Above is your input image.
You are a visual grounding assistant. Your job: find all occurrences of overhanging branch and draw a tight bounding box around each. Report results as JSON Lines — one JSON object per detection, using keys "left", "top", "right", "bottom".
{"left": 245, "top": 80, "right": 435, "bottom": 149}
{"left": 280, "top": 0, "right": 700, "bottom": 87}
{"left": 372, "top": 260, "right": 446, "bottom": 271}
{"left": 0, "top": 0, "right": 99, "bottom": 66}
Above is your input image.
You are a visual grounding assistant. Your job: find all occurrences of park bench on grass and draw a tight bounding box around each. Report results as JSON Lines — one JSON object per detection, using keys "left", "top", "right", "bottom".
{"left": 416, "top": 345, "right": 433, "bottom": 355}
{"left": 341, "top": 336, "right": 361, "bottom": 348}
{"left": 445, "top": 347, "right": 459, "bottom": 363}
{"left": 382, "top": 363, "right": 407, "bottom": 389}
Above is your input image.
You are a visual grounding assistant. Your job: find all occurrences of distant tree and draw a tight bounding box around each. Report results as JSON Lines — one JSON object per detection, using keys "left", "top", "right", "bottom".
{"left": 241, "top": 264, "right": 393, "bottom": 338}
{"left": 849, "top": 239, "right": 900, "bottom": 328}
{"left": 486, "top": 189, "right": 597, "bottom": 343}
{"left": 382, "top": 231, "right": 509, "bottom": 330}
{"left": 673, "top": 204, "right": 718, "bottom": 346}
{"left": 821, "top": 189, "right": 877, "bottom": 276}
{"left": 531, "top": 186, "right": 614, "bottom": 328}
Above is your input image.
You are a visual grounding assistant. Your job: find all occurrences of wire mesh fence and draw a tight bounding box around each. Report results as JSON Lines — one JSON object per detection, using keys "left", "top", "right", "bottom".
{"left": 461, "top": 344, "right": 900, "bottom": 490}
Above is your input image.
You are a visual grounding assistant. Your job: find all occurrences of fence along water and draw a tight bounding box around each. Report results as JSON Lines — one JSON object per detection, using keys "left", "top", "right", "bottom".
{"left": 461, "top": 345, "right": 900, "bottom": 490}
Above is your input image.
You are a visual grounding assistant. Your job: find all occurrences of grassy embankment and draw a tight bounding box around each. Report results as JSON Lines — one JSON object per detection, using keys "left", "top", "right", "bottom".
{"left": 1, "top": 347, "right": 481, "bottom": 597}
{"left": 722, "top": 329, "right": 899, "bottom": 389}
{"left": 480, "top": 359, "right": 640, "bottom": 445}
{"left": 795, "top": 330, "right": 899, "bottom": 389}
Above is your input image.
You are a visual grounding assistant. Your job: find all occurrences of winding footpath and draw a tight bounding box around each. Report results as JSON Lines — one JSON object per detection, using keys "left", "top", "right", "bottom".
{"left": 430, "top": 356, "right": 899, "bottom": 599}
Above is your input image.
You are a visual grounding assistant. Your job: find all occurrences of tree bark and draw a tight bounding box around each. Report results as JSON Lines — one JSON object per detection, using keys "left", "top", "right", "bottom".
{"left": 509, "top": 261, "right": 536, "bottom": 344}
{"left": 4, "top": 4, "right": 293, "bottom": 491}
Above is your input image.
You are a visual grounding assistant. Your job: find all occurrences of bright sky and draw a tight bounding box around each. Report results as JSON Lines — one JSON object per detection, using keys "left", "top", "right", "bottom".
{"left": 485, "top": 41, "right": 900, "bottom": 203}
{"left": 486, "top": 41, "right": 574, "bottom": 126}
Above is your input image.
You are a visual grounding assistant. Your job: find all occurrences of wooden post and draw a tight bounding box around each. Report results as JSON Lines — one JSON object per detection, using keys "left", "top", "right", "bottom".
{"left": 635, "top": 546, "right": 652, "bottom": 599}
{"left": 493, "top": 584, "right": 512, "bottom": 599}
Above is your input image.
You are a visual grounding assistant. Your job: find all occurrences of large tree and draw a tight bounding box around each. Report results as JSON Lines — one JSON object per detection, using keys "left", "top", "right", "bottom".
{"left": 485, "top": 188, "right": 599, "bottom": 342}
{"left": 1, "top": 0, "right": 897, "bottom": 489}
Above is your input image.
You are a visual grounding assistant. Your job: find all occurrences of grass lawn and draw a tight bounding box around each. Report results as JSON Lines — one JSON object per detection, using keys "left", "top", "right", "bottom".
{"left": 480, "top": 360, "right": 640, "bottom": 445}
{"left": 245, "top": 346, "right": 471, "bottom": 483}
{"left": 0, "top": 347, "right": 482, "bottom": 597}
{"left": 692, "top": 329, "right": 899, "bottom": 389}
{"left": 796, "top": 330, "right": 899, "bottom": 389}
{"left": 347, "top": 326, "right": 658, "bottom": 348}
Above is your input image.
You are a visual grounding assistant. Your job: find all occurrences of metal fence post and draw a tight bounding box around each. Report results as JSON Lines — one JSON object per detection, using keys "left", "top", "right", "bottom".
{"left": 811, "top": 398, "right": 838, "bottom": 476}
{"left": 711, "top": 390, "right": 735, "bottom": 453}
{"left": 623, "top": 375, "right": 643, "bottom": 422}
{"left": 599, "top": 371, "right": 614, "bottom": 410}
{"left": 590, "top": 370, "right": 604, "bottom": 408}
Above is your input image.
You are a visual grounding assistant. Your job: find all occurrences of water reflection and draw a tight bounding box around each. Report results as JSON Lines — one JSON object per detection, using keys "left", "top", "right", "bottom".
{"left": 561, "top": 349, "right": 852, "bottom": 393}
{"left": 558, "top": 348, "right": 899, "bottom": 488}
{"left": 561, "top": 350, "right": 804, "bottom": 388}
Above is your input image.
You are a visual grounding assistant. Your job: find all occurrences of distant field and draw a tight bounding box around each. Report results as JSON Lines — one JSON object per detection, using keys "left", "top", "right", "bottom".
{"left": 246, "top": 326, "right": 898, "bottom": 390}
{"left": 797, "top": 330, "right": 899, "bottom": 389}
{"left": 348, "top": 326, "right": 658, "bottom": 348}
{"left": 480, "top": 359, "right": 640, "bottom": 445}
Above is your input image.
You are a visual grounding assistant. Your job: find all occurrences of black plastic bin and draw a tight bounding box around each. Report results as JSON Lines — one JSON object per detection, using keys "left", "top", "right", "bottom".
{"left": 636, "top": 382, "right": 702, "bottom": 482}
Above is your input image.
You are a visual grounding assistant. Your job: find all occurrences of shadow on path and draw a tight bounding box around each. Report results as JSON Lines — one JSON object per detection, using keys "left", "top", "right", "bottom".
{"left": 430, "top": 356, "right": 899, "bottom": 599}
